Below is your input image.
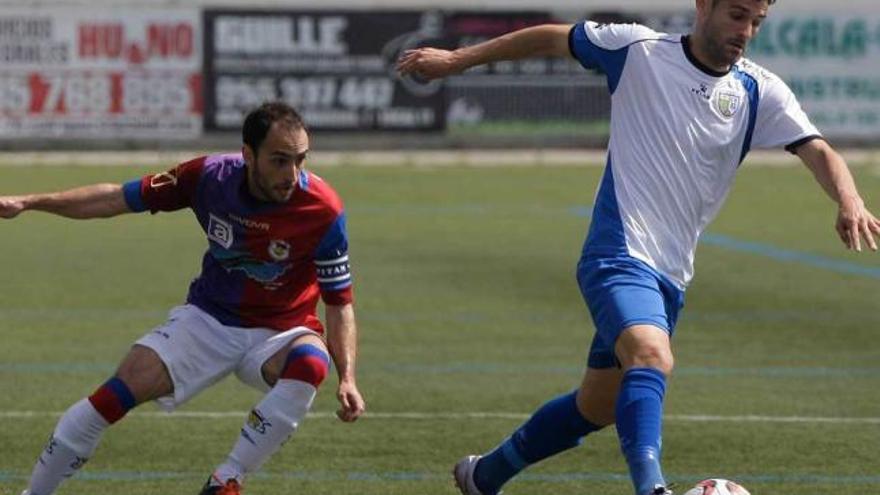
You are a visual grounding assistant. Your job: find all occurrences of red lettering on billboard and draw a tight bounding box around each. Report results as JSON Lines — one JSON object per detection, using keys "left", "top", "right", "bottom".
{"left": 189, "top": 73, "right": 203, "bottom": 113}
{"left": 28, "top": 73, "right": 49, "bottom": 113}
{"left": 147, "top": 23, "right": 194, "bottom": 58}
{"left": 110, "top": 72, "right": 124, "bottom": 113}
{"left": 79, "top": 24, "right": 124, "bottom": 59}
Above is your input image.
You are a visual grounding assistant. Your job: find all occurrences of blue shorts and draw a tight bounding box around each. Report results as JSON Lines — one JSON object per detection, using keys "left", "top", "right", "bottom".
{"left": 576, "top": 255, "right": 685, "bottom": 369}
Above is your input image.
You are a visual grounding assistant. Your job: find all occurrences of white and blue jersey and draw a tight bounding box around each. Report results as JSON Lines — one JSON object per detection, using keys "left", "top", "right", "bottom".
{"left": 570, "top": 21, "right": 820, "bottom": 289}
{"left": 568, "top": 22, "right": 820, "bottom": 366}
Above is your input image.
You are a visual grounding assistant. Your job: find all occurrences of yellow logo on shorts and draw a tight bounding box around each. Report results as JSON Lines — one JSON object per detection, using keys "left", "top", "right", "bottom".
{"left": 247, "top": 408, "right": 272, "bottom": 434}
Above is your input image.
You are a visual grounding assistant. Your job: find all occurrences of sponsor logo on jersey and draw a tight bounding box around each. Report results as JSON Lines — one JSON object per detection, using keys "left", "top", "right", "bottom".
{"left": 230, "top": 213, "right": 270, "bottom": 231}
{"left": 268, "top": 240, "right": 291, "bottom": 261}
{"left": 207, "top": 214, "right": 234, "bottom": 249}
{"left": 210, "top": 245, "right": 292, "bottom": 287}
{"left": 316, "top": 262, "right": 350, "bottom": 279}
{"left": 690, "top": 83, "right": 711, "bottom": 101}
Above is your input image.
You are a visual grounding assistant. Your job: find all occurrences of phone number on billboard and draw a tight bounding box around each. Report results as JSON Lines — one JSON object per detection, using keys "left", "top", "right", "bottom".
{"left": 0, "top": 72, "right": 201, "bottom": 115}
{"left": 217, "top": 76, "right": 395, "bottom": 110}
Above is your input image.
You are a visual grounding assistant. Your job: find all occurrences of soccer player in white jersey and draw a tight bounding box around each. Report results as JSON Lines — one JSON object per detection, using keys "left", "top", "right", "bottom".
{"left": 398, "top": 1, "right": 880, "bottom": 494}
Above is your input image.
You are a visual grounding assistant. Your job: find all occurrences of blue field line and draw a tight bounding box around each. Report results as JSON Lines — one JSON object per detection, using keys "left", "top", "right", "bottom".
{"left": 700, "top": 233, "right": 880, "bottom": 279}
{"left": 0, "top": 307, "right": 168, "bottom": 325}
{"left": 0, "top": 469, "right": 878, "bottom": 485}
{"left": 353, "top": 203, "right": 580, "bottom": 217}
{"left": 0, "top": 362, "right": 115, "bottom": 373}
{"left": 568, "top": 204, "right": 880, "bottom": 279}
{"left": 380, "top": 362, "right": 880, "bottom": 378}
{"left": 569, "top": 205, "right": 594, "bottom": 217}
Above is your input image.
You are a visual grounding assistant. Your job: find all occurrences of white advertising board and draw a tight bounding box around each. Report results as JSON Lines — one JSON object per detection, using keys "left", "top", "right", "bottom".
{"left": 0, "top": 7, "right": 202, "bottom": 139}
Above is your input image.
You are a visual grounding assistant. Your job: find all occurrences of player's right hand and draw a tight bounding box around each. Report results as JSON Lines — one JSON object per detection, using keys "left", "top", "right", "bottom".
{"left": 0, "top": 196, "right": 26, "bottom": 219}
{"left": 335, "top": 379, "right": 365, "bottom": 423}
{"left": 836, "top": 195, "right": 880, "bottom": 252}
{"left": 396, "top": 48, "right": 462, "bottom": 80}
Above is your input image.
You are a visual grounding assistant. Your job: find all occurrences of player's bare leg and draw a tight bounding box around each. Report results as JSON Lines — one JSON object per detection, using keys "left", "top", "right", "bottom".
{"left": 114, "top": 345, "right": 176, "bottom": 402}
{"left": 23, "top": 345, "right": 172, "bottom": 495}
{"left": 575, "top": 366, "right": 623, "bottom": 426}
{"left": 202, "top": 334, "right": 329, "bottom": 494}
{"left": 614, "top": 324, "right": 675, "bottom": 495}
{"left": 455, "top": 364, "right": 622, "bottom": 495}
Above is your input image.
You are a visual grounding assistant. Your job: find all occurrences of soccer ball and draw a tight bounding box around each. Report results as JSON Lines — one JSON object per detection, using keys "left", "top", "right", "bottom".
{"left": 683, "top": 478, "right": 751, "bottom": 495}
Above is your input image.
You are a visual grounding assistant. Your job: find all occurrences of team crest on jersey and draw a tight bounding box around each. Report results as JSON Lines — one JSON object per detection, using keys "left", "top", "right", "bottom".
{"left": 207, "top": 214, "right": 234, "bottom": 249}
{"left": 713, "top": 89, "right": 742, "bottom": 118}
{"left": 268, "top": 240, "right": 291, "bottom": 261}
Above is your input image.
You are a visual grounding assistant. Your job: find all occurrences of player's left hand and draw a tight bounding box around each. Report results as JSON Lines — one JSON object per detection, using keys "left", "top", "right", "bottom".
{"left": 335, "top": 379, "right": 365, "bottom": 422}
{"left": 396, "top": 48, "right": 462, "bottom": 80}
{"left": 836, "top": 195, "right": 880, "bottom": 251}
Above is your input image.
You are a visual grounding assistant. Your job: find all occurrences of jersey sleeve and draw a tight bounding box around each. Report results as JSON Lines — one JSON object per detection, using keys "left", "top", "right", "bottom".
{"left": 752, "top": 75, "right": 822, "bottom": 152}
{"left": 122, "top": 156, "right": 205, "bottom": 213}
{"left": 313, "top": 212, "right": 353, "bottom": 305}
{"left": 568, "top": 21, "right": 658, "bottom": 93}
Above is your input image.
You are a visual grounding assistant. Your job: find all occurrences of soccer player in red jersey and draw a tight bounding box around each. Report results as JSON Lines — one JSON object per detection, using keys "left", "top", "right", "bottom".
{"left": 1, "top": 102, "right": 366, "bottom": 495}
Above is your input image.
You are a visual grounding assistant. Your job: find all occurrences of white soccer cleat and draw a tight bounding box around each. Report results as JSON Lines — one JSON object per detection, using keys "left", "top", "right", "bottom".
{"left": 453, "top": 455, "right": 500, "bottom": 495}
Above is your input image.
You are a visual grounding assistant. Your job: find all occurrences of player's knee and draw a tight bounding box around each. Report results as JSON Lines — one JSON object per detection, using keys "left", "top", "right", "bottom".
{"left": 650, "top": 361, "right": 674, "bottom": 378}
{"left": 280, "top": 344, "right": 330, "bottom": 387}
{"left": 623, "top": 344, "right": 674, "bottom": 376}
{"left": 616, "top": 328, "right": 674, "bottom": 375}
{"left": 87, "top": 377, "right": 136, "bottom": 424}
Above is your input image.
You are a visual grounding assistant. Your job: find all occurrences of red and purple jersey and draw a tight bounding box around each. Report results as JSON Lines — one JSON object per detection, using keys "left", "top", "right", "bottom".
{"left": 122, "top": 152, "right": 353, "bottom": 333}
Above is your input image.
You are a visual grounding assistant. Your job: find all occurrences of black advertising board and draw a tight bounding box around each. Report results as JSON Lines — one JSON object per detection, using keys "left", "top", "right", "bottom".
{"left": 443, "top": 12, "right": 610, "bottom": 128}
{"left": 204, "top": 10, "right": 446, "bottom": 132}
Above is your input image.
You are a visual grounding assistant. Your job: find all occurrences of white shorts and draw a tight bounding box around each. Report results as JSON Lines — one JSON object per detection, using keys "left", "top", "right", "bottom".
{"left": 135, "top": 304, "right": 321, "bottom": 411}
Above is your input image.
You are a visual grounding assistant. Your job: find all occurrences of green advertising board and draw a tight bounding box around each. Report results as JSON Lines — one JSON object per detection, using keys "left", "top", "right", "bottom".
{"left": 748, "top": 13, "right": 880, "bottom": 139}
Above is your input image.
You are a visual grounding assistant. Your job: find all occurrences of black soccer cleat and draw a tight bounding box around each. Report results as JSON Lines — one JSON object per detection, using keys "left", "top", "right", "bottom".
{"left": 651, "top": 484, "right": 674, "bottom": 495}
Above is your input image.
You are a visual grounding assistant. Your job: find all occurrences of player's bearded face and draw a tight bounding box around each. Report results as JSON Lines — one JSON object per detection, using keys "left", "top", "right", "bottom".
{"left": 700, "top": 0, "right": 768, "bottom": 67}
{"left": 246, "top": 124, "right": 309, "bottom": 203}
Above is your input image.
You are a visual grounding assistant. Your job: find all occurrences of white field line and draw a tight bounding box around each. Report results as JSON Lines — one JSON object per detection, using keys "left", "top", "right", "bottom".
{"left": 1, "top": 410, "right": 879, "bottom": 424}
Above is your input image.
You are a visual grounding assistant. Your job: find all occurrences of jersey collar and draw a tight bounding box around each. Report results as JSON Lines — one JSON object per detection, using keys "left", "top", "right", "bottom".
{"left": 681, "top": 35, "right": 731, "bottom": 78}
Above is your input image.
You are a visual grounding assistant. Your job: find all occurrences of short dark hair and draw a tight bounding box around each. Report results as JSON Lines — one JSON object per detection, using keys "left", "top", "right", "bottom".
{"left": 242, "top": 102, "right": 306, "bottom": 155}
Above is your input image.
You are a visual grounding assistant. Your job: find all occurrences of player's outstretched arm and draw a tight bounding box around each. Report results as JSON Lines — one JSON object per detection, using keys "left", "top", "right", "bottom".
{"left": 0, "top": 183, "right": 131, "bottom": 220}
{"left": 396, "top": 24, "right": 571, "bottom": 80}
{"left": 325, "top": 303, "right": 366, "bottom": 422}
{"left": 796, "top": 139, "right": 880, "bottom": 251}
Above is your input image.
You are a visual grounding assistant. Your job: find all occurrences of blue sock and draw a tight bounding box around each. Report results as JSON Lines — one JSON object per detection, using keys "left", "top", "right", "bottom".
{"left": 616, "top": 368, "right": 667, "bottom": 495}
{"left": 473, "top": 391, "right": 601, "bottom": 494}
